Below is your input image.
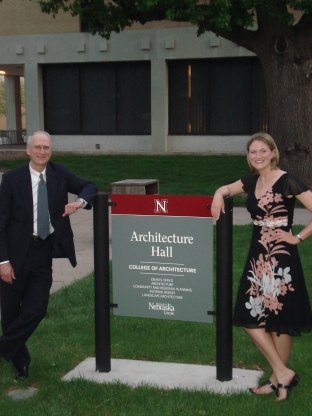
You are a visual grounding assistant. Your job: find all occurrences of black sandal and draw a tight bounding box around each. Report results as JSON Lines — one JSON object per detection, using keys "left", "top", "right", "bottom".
{"left": 277, "top": 374, "right": 300, "bottom": 401}
{"left": 249, "top": 379, "right": 278, "bottom": 396}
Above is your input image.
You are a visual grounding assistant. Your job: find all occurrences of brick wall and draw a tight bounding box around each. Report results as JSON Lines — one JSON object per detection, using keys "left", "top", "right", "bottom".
{"left": 0, "top": 0, "right": 79, "bottom": 35}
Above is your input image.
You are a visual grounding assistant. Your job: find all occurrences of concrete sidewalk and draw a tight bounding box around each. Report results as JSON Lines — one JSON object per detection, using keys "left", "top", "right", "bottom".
{"left": 51, "top": 199, "right": 94, "bottom": 292}
{"left": 59, "top": 203, "right": 311, "bottom": 393}
{"left": 63, "top": 357, "right": 263, "bottom": 394}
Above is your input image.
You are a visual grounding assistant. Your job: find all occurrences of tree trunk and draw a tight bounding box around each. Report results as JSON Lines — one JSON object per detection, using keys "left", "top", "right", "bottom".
{"left": 258, "top": 45, "right": 312, "bottom": 186}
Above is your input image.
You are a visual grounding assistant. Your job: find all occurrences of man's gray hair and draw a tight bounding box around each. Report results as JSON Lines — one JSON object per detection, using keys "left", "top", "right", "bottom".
{"left": 27, "top": 131, "right": 52, "bottom": 147}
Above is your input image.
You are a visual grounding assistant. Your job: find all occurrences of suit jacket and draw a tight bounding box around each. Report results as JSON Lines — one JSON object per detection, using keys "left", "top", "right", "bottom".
{"left": 0, "top": 162, "right": 97, "bottom": 275}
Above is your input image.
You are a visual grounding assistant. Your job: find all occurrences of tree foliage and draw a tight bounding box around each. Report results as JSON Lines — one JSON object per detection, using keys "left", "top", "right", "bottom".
{"left": 32, "top": 1, "right": 312, "bottom": 42}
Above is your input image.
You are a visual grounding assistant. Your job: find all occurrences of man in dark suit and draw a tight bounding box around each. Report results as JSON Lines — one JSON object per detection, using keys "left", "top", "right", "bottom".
{"left": 0, "top": 131, "right": 97, "bottom": 379}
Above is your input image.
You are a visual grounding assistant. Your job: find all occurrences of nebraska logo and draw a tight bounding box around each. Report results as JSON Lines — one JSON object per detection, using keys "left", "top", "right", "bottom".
{"left": 149, "top": 302, "right": 175, "bottom": 312}
{"left": 153, "top": 199, "right": 168, "bottom": 214}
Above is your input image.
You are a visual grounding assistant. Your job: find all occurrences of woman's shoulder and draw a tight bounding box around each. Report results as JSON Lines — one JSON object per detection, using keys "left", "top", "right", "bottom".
{"left": 279, "top": 171, "right": 309, "bottom": 195}
{"left": 240, "top": 172, "right": 258, "bottom": 190}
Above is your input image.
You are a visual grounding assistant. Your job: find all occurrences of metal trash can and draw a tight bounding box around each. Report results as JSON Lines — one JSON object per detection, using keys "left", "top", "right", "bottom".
{"left": 111, "top": 179, "right": 159, "bottom": 194}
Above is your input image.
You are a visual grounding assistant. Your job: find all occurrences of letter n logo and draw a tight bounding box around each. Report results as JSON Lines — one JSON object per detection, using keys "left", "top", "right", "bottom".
{"left": 154, "top": 199, "right": 168, "bottom": 214}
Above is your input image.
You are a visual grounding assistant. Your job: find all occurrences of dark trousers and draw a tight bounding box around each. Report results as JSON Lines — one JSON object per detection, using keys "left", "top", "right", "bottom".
{"left": 0, "top": 237, "right": 52, "bottom": 368}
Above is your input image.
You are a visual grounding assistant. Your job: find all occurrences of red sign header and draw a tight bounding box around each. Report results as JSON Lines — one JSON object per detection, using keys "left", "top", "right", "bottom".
{"left": 111, "top": 194, "right": 213, "bottom": 217}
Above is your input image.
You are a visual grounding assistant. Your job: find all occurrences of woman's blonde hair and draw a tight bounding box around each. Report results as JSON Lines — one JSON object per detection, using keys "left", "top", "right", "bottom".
{"left": 246, "top": 132, "right": 280, "bottom": 171}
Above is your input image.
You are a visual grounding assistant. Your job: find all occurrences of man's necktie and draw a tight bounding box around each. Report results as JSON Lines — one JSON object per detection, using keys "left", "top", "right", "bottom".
{"left": 37, "top": 173, "right": 50, "bottom": 239}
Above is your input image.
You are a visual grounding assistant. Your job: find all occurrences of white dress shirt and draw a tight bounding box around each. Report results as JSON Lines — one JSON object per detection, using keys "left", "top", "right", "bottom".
{"left": 29, "top": 164, "right": 54, "bottom": 236}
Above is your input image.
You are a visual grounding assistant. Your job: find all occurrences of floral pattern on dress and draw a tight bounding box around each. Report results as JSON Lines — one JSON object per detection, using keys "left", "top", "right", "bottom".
{"left": 245, "top": 190, "right": 294, "bottom": 323}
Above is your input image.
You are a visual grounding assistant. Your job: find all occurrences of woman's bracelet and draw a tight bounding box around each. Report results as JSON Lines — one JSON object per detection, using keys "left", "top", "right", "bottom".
{"left": 296, "top": 233, "right": 303, "bottom": 243}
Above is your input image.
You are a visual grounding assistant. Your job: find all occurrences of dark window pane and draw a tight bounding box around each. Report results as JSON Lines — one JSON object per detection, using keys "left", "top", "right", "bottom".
{"left": 43, "top": 65, "right": 80, "bottom": 134}
{"left": 43, "top": 62, "right": 151, "bottom": 135}
{"left": 168, "top": 57, "right": 266, "bottom": 135}
{"left": 80, "top": 64, "right": 116, "bottom": 133}
{"left": 168, "top": 61, "right": 190, "bottom": 133}
{"left": 210, "top": 59, "right": 252, "bottom": 134}
{"left": 117, "top": 62, "right": 151, "bottom": 134}
{"left": 190, "top": 62, "right": 210, "bottom": 134}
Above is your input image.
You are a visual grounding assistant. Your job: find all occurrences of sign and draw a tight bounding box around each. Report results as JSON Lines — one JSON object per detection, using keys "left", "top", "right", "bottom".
{"left": 111, "top": 195, "right": 214, "bottom": 323}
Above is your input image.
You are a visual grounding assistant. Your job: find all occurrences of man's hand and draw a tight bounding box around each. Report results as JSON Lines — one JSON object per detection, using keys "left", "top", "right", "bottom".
{"left": 62, "top": 200, "right": 83, "bottom": 217}
{"left": 0, "top": 262, "right": 15, "bottom": 284}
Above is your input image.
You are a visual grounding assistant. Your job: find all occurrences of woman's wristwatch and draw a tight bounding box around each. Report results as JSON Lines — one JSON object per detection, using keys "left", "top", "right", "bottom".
{"left": 296, "top": 233, "right": 303, "bottom": 243}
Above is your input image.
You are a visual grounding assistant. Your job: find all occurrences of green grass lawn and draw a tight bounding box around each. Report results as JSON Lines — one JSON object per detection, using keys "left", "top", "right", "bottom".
{"left": 0, "top": 155, "right": 311, "bottom": 415}
{"left": 1, "top": 153, "right": 247, "bottom": 197}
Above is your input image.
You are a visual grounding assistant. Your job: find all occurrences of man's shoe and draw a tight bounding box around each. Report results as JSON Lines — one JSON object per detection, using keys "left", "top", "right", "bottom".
{"left": 15, "top": 365, "right": 29, "bottom": 380}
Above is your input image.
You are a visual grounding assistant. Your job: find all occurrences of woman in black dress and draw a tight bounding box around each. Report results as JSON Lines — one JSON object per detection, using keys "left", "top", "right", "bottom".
{"left": 211, "top": 132, "right": 312, "bottom": 401}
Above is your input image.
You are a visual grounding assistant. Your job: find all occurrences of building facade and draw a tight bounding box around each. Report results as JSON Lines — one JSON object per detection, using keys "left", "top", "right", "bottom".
{"left": 0, "top": 0, "right": 266, "bottom": 154}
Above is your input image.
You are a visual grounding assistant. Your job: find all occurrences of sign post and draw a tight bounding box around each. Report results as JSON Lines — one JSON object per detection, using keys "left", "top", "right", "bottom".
{"left": 93, "top": 192, "right": 111, "bottom": 372}
{"left": 216, "top": 197, "right": 233, "bottom": 381}
{"left": 93, "top": 193, "right": 233, "bottom": 380}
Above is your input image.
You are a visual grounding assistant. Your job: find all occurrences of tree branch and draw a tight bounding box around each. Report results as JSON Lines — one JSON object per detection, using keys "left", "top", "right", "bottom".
{"left": 214, "top": 25, "right": 259, "bottom": 53}
{"left": 295, "top": 11, "right": 312, "bottom": 32}
{"left": 255, "top": 1, "right": 289, "bottom": 33}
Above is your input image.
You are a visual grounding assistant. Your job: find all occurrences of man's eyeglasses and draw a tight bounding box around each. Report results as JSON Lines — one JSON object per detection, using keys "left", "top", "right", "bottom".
{"left": 31, "top": 145, "right": 51, "bottom": 152}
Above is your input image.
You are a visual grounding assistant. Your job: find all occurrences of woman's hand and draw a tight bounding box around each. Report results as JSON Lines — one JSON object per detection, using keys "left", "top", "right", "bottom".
{"left": 274, "top": 229, "right": 301, "bottom": 245}
{"left": 211, "top": 191, "right": 225, "bottom": 220}
{"left": 211, "top": 180, "right": 243, "bottom": 220}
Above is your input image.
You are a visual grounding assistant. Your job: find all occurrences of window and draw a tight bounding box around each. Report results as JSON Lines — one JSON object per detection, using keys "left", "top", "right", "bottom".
{"left": 43, "top": 65, "right": 80, "bottom": 134}
{"left": 43, "top": 62, "right": 151, "bottom": 135}
{"left": 168, "top": 57, "right": 267, "bottom": 135}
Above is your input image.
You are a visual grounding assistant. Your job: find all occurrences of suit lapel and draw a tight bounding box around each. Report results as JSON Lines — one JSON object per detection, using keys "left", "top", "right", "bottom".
{"left": 46, "top": 163, "right": 59, "bottom": 210}
{"left": 19, "top": 165, "right": 33, "bottom": 219}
